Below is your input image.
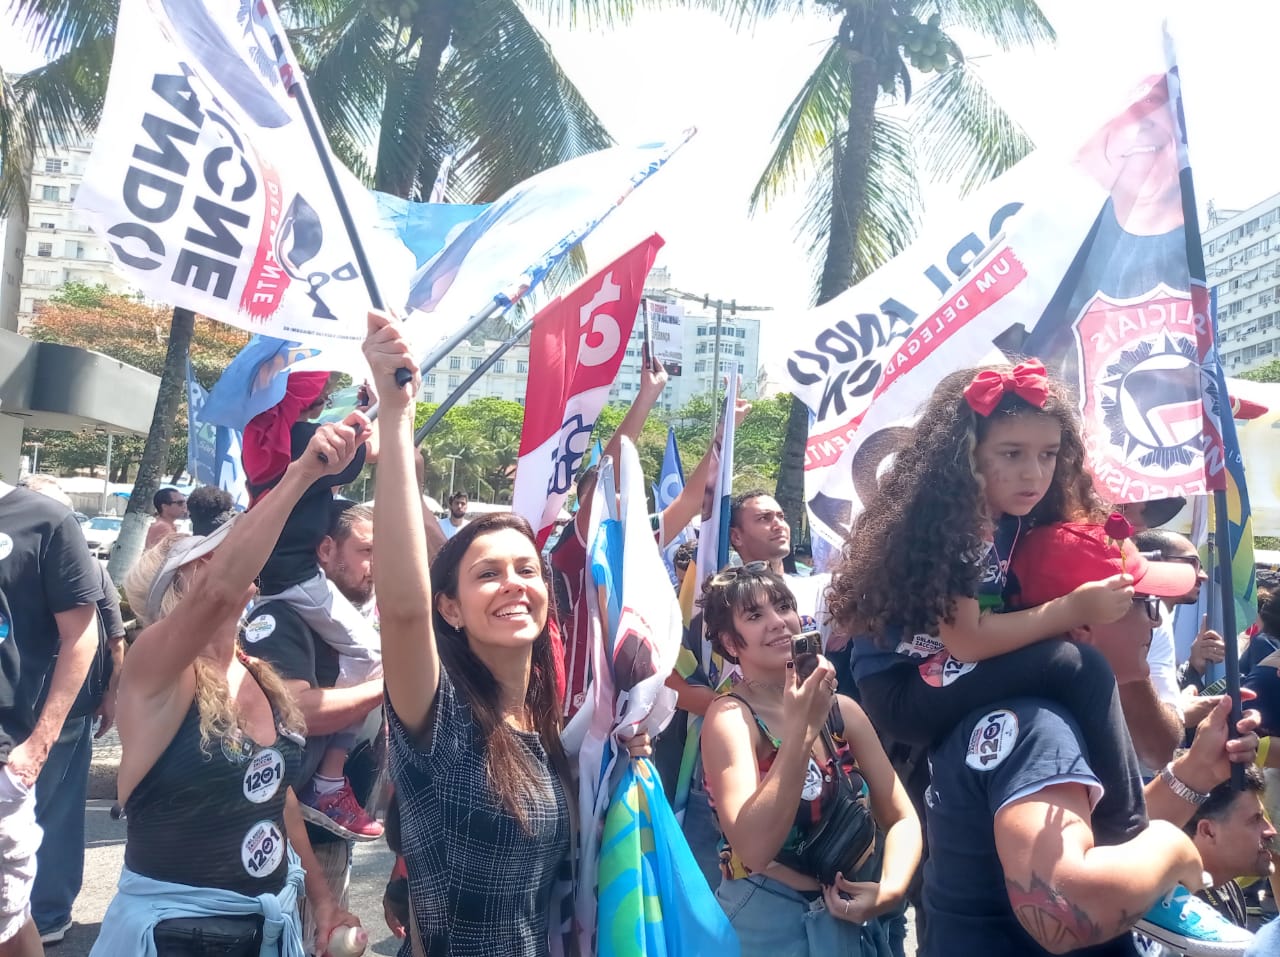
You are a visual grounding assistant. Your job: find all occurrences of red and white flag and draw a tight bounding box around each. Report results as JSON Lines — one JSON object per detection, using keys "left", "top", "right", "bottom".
{"left": 512, "top": 235, "right": 664, "bottom": 546}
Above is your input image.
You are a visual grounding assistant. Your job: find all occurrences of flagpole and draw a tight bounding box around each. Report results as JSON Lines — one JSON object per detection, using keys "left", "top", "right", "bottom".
{"left": 1208, "top": 287, "right": 1245, "bottom": 789}
{"left": 414, "top": 315, "right": 532, "bottom": 444}
{"left": 252, "top": 2, "right": 424, "bottom": 389}
{"left": 1169, "top": 27, "right": 1243, "bottom": 785}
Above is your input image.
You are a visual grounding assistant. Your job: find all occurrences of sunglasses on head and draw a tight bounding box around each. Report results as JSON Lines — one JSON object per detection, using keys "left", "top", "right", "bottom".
{"left": 709, "top": 560, "right": 769, "bottom": 586}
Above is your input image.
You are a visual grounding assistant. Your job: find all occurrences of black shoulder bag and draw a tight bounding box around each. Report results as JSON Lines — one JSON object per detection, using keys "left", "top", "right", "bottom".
{"left": 728, "top": 694, "right": 882, "bottom": 886}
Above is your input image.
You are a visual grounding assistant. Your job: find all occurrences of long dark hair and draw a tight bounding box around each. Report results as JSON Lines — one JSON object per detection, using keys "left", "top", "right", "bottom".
{"left": 828, "top": 362, "right": 1106, "bottom": 639}
{"left": 431, "top": 512, "right": 569, "bottom": 829}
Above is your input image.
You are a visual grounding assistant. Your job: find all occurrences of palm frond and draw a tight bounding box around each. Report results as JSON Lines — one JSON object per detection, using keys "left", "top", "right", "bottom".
{"left": 749, "top": 34, "right": 845, "bottom": 215}
{"left": 798, "top": 113, "right": 920, "bottom": 300}
{"left": 938, "top": 0, "right": 1055, "bottom": 51}
{"left": 290, "top": 2, "right": 395, "bottom": 188}
{"left": 520, "top": 0, "right": 635, "bottom": 30}
{"left": 0, "top": 37, "right": 112, "bottom": 213}
{"left": 443, "top": 0, "right": 612, "bottom": 202}
{"left": 8, "top": 0, "right": 119, "bottom": 60}
{"left": 910, "top": 61, "right": 1034, "bottom": 196}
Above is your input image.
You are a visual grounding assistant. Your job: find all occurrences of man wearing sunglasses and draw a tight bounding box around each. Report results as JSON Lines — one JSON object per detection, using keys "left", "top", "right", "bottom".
{"left": 1132, "top": 529, "right": 1227, "bottom": 737}
{"left": 144, "top": 487, "right": 188, "bottom": 549}
{"left": 919, "top": 523, "right": 1259, "bottom": 957}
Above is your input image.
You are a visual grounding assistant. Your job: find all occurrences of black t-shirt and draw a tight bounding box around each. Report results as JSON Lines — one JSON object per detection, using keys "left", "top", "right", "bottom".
{"left": 245, "top": 599, "right": 356, "bottom": 846}
{"left": 253, "top": 422, "right": 365, "bottom": 594}
{"left": 243, "top": 600, "right": 339, "bottom": 691}
{"left": 922, "top": 698, "right": 1139, "bottom": 957}
{"left": 0, "top": 488, "right": 104, "bottom": 748}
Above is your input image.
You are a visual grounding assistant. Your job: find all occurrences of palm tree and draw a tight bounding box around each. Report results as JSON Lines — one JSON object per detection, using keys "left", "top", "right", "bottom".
{"left": 292, "top": 0, "right": 617, "bottom": 202}
{"left": 738, "top": 0, "right": 1055, "bottom": 534}
{"left": 5, "top": 0, "right": 631, "bottom": 572}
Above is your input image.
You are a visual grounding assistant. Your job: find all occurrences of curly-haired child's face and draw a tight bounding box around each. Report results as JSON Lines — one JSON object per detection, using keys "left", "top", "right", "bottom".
{"left": 974, "top": 414, "right": 1062, "bottom": 518}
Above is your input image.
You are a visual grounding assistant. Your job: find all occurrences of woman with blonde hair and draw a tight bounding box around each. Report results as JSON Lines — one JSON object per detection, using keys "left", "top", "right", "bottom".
{"left": 90, "top": 419, "right": 367, "bottom": 957}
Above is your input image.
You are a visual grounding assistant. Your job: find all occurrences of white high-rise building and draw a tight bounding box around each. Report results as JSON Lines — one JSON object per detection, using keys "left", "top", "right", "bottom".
{"left": 17, "top": 140, "right": 139, "bottom": 328}
{"left": 1203, "top": 192, "right": 1280, "bottom": 374}
{"left": 417, "top": 336, "right": 533, "bottom": 407}
{"left": 419, "top": 275, "right": 768, "bottom": 415}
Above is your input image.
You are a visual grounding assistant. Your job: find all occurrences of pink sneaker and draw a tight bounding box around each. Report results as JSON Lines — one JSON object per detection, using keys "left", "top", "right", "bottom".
{"left": 299, "top": 778, "right": 384, "bottom": 842}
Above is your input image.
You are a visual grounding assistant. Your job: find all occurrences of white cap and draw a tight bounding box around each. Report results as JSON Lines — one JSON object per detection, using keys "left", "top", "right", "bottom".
{"left": 144, "top": 516, "right": 238, "bottom": 623}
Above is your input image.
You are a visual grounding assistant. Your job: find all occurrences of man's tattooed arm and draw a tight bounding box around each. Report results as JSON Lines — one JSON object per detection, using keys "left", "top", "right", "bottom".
{"left": 1005, "top": 870, "right": 1105, "bottom": 951}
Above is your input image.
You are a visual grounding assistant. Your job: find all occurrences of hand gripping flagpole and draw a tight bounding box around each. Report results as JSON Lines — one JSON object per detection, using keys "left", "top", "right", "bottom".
{"left": 253, "top": 1, "right": 414, "bottom": 397}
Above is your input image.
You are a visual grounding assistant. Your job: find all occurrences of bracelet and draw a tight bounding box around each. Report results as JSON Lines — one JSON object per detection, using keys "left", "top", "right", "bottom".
{"left": 1159, "top": 762, "right": 1211, "bottom": 806}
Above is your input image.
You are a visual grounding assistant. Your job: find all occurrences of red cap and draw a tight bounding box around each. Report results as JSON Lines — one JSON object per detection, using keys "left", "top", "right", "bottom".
{"left": 1009, "top": 523, "right": 1196, "bottom": 609}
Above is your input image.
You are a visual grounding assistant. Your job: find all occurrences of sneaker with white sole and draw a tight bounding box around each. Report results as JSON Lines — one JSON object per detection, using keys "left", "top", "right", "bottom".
{"left": 298, "top": 777, "right": 383, "bottom": 842}
{"left": 39, "top": 919, "right": 71, "bottom": 945}
{"left": 1134, "top": 885, "right": 1253, "bottom": 956}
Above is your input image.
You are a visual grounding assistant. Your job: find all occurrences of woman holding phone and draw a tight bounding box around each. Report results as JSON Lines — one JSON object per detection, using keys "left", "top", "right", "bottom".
{"left": 699, "top": 564, "right": 921, "bottom": 957}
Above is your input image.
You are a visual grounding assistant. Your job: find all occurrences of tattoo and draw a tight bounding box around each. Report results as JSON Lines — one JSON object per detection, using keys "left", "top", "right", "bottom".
{"left": 1005, "top": 871, "right": 1105, "bottom": 950}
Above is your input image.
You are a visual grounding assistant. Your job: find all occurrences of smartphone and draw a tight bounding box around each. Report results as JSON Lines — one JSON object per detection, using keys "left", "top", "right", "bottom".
{"left": 790, "top": 630, "right": 822, "bottom": 683}
{"left": 641, "top": 300, "right": 657, "bottom": 372}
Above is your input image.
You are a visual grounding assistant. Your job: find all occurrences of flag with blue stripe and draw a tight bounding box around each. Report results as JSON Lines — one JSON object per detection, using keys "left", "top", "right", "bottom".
{"left": 597, "top": 758, "right": 739, "bottom": 957}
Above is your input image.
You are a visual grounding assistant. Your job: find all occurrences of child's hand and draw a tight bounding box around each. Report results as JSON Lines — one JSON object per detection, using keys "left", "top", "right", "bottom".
{"left": 1068, "top": 573, "right": 1134, "bottom": 625}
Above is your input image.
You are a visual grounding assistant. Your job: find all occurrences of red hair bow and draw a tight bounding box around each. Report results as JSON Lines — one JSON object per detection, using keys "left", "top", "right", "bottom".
{"left": 963, "top": 359, "right": 1050, "bottom": 417}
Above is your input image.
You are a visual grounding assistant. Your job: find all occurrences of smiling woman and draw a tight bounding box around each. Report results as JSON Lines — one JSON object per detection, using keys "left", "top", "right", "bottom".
{"left": 363, "top": 310, "right": 595, "bottom": 957}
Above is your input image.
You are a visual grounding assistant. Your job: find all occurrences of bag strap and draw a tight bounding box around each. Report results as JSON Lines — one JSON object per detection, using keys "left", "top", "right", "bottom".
{"left": 722, "top": 692, "right": 777, "bottom": 748}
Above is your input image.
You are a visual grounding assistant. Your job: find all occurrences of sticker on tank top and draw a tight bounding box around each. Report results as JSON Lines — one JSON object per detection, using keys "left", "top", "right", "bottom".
{"left": 243, "top": 748, "right": 284, "bottom": 803}
{"left": 801, "top": 756, "right": 825, "bottom": 801}
{"left": 221, "top": 729, "right": 255, "bottom": 766}
{"left": 0, "top": 534, "right": 12, "bottom": 561}
{"left": 241, "top": 820, "right": 284, "bottom": 879}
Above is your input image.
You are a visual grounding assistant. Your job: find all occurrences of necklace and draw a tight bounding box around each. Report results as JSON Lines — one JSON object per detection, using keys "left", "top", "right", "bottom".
{"left": 738, "top": 675, "right": 786, "bottom": 695}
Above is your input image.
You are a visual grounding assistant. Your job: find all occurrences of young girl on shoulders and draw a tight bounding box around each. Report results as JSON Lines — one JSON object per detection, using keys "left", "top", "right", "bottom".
{"left": 830, "top": 359, "right": 1145, "bottom": 844}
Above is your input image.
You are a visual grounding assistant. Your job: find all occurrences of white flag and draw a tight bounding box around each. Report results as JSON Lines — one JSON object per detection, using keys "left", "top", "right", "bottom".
{"left": 75, "top": 0, "right": 413, "bottom": 374}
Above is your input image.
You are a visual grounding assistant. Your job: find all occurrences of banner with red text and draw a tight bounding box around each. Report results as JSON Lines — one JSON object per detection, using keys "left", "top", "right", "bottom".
{"left": 75, "top": 0, "right": 413, "bottom": 373}
{"left": 790, "top": 29, "right": 1226, "bottom": 561}
{"left": 512, "top": 235, "right": 665, "bottom": 547}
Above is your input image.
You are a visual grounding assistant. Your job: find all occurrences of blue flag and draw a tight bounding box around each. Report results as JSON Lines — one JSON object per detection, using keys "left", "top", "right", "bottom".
{"left": 597, "top": 759, "right": 739, "bottom": 957}
{"left": 200, "top": 335, "right": 323, "bottom": 431}
{"left": 653, "top": 428, "right": 689, "bottom": 584}
{"left": 185, "top": 360, "right": 249, "bottom": 508}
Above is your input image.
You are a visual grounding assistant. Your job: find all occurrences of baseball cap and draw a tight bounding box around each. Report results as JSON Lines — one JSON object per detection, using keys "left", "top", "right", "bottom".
{"left": 144, "top": 516, "right": 238, "bottom": 623}
{"left": 1009, "top": 522, "right": 1196, "bottom": 610}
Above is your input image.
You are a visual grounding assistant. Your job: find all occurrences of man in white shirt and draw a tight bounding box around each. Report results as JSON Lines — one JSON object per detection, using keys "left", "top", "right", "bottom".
{"left": 727, "top": 491, "right": 837, "bottom": 650}
{"left": 437, "top": 491, "right": 469, "bottom": 541}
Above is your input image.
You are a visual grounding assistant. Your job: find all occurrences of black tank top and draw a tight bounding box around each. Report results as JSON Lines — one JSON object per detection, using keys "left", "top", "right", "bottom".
{"left": 125, "top": 697, "right": 303, "bottom": 896}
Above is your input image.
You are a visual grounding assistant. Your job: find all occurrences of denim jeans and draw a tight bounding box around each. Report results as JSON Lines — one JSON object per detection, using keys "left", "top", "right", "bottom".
{"left": 715, "top": 874, "right": 891, "bottom": 957}
{"left": 32, "top": 716, "right": 92, "bottom": 933}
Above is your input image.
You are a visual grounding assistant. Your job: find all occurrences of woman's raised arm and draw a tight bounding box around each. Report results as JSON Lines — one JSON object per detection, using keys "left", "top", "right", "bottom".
{"left": 126, "top": 418, "right": 367, "bottom": 703}
{"left": 363, "top": 311, "right": 438, "bottom": 736}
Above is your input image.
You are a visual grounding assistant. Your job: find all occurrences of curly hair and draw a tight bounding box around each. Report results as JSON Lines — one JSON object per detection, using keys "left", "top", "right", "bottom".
{"left": 828, "top": 362, "right": 1106, "bottom": 639}
{"left": 698, "top": 564, "right": 797, "bottom": 665}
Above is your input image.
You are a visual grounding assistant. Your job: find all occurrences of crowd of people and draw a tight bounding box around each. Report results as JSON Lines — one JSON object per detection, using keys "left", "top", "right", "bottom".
{"left": 1, "top": 314, "right": 1279, "bottom": 957}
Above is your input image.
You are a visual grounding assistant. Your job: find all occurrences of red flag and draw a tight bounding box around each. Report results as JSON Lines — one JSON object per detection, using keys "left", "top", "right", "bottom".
{"left": 512, "top": 235, "right": 664, "bottom": 547}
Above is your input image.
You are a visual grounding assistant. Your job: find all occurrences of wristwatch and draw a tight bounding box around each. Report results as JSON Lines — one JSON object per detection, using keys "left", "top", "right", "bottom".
{"left": 1159, "top": 762, "right": 1211, "bottom": 806}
